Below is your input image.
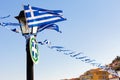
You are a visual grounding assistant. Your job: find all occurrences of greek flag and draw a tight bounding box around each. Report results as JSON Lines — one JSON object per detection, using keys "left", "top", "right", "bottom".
{"left": 24, "top": 5, "right": 66, "bottom": 28}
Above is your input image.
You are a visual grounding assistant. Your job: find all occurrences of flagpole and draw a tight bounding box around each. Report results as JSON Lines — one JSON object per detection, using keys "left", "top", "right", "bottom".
{"left": 26, "top": 38, "right": 34, "bottom": 80}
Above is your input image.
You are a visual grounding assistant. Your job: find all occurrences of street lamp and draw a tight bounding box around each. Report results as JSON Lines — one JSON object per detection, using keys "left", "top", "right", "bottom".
{"left": 15, "top": 10, "right": 38, "bottom": 36}
{"left": 15, "top": 10, "right": 39, "bottom": 80}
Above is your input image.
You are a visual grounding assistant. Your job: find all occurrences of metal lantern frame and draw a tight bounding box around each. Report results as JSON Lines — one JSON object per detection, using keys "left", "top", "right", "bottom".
{"left": 15, "top": 10, "right": 38, "bottom": 36}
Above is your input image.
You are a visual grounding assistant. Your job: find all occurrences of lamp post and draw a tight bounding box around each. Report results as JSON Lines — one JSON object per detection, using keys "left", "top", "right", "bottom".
{"left": 15, "top": 10, "right": 39, "bottom": 80}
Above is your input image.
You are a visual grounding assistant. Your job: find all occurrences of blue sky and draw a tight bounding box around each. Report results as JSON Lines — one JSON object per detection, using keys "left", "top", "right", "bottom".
{"left": 0, "top": 0, "right": 120, "bottom": 80}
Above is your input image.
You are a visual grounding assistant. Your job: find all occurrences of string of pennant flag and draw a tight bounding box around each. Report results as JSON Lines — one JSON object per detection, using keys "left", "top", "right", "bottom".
{"left": 0, "top": 21, "right": 62, "bottom": 33}
{"left": 0, "top": 4, "right": 119, "bottom": 77}
{"left": 38, "top": 39, "right": 119, "bottom": 77}
{"left": 0, "top": 15, "right": 21, "bottom": 33}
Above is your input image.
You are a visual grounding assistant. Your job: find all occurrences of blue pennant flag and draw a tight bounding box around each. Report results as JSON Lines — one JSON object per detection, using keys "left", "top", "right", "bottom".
{"left": 0, "top": 22, "right": 20, "bottom": 27}
{"left": 0, "top": 15, "right": 10, "bottom": 19}
{"left": 23, "top": 5, "right": 66, "bottom": 28}
{"left": 37, "top": 24, "right": 62, "bottom": 33}
{"left": 11, "top": 28, "right": 19, "bottom": 33}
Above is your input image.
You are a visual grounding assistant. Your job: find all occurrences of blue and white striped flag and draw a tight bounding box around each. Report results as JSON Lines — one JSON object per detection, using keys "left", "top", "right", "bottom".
{"left": 24, "top": 5, "right": 66, "bottom": 28}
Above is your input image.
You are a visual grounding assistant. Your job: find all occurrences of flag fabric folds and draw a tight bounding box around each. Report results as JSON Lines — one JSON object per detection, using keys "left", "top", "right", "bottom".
{"left": 37, "top": 24, "right": 62, "bottom": 33}
{"left": 23, "top": 5, "right": 66, "bottom": 28}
